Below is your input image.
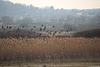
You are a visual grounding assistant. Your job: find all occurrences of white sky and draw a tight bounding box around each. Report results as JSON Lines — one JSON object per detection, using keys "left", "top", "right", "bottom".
{"left": 7, "top": 0, "right": 100, "bottom": 9}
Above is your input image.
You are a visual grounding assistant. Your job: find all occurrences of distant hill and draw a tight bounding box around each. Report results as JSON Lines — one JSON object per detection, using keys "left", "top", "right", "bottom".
{"left": 0, "top": 0, "right": 100, "bottom": 31}
{"left": 0, "top": 0, "right": 100, "bottom": 18}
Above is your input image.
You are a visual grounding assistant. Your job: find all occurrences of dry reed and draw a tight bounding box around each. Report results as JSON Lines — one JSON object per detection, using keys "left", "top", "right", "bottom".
{"left": 0, "top": 37, "right": 100, "bottom": 62}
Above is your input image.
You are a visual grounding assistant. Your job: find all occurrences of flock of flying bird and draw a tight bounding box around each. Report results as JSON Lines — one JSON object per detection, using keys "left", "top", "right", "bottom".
{"left": 0, "top": 24, "right": 72, "bottom": 37}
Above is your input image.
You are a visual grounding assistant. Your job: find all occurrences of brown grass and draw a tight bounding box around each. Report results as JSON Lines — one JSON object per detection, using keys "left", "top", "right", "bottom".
{"left": 0, "top": 37, "right": 100, "bottom": 62}
{"left": 74, "top": 29, "right": 100, "bottom": 38}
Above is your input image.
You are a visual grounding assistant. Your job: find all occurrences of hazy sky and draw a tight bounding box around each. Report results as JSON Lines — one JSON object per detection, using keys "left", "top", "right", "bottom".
{"left": 7, "top": 0, "right": 100, "bottom": 9}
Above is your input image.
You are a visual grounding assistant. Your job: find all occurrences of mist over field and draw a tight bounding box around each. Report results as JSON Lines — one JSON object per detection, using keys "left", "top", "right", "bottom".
{"left": 0, "top": 0, "right": 100, "bottom": 32}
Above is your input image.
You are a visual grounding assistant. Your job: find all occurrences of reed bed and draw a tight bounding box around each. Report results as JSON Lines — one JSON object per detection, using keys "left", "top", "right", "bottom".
{"left": 0, "top": 37, "right": 100, "bottom": 62}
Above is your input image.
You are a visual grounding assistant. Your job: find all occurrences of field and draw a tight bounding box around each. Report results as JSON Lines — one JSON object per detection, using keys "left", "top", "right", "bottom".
{"left": 0, "top": 37, "right": 100, "bottom": 62}
{"left": 0, "top": 28, "right": 100, "bottom": 67}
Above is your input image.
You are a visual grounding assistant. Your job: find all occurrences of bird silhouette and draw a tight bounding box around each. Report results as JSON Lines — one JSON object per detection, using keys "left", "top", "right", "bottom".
{"left": 22, "top": 26, "right": 24, "bottom": 28}
{"left": 6, "top": 26, "right": 8, "bottom": 29}
{"left": 53, "top": 25, "right": 55, "bottom": 28}
{"left": 18, "top": 28, "right": 20, "bottom": 30}
{"left": 2, "top": 25, "right": 4, "bottom": 29}
{"left": 66, "top": 30, "right": 68, "bottom": 32}
{"left": 70, "top": 28, "right": 72, "bottom": 30}
{"left": 34, "top": 26, "right": 36, "bottom": 28}
{"left": 41, "top": 24, "right": 44, "bottom": 27}
{"left": 61, "top": 30, "right": 63, "bottom": 32}
{"left": 9, "top": 26, "right": 12, "bottom": 29}
{"left": 31, "top": 29, "right": 33, "bottom": 31}
{"left": 40, "top": 27, "right": 42, "bottom": 31}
